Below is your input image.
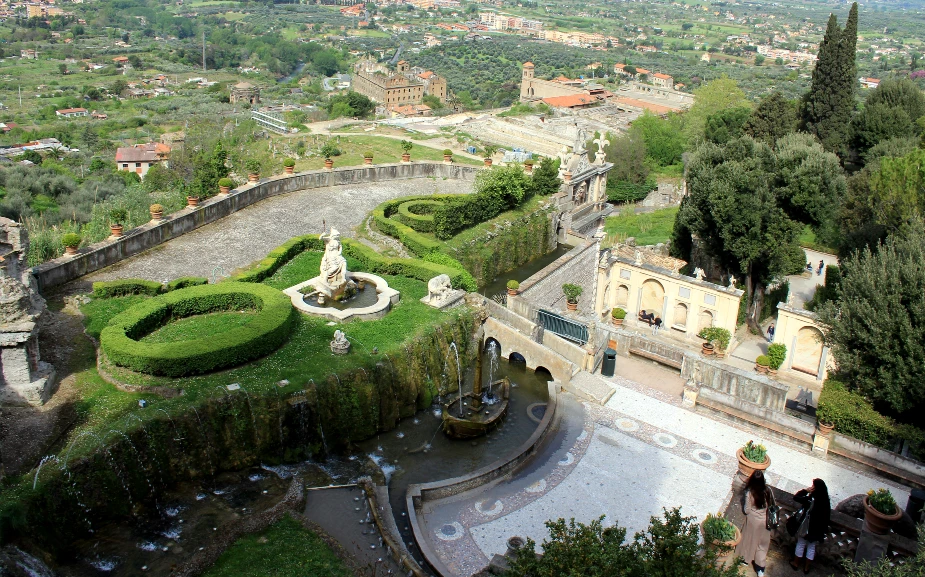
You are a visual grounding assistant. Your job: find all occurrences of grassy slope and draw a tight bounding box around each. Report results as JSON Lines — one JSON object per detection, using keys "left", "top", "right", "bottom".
{"left": 603, "top": 206, "right": 679, "bottom": 247}
{"left": 140, "top": 311, "right": 258, "bottom": 344}
{"left": 202, "top": 516, "right": 352, "bottom": 577}
{"left": 293, "top": 135, "right": 482, "bottom": 171}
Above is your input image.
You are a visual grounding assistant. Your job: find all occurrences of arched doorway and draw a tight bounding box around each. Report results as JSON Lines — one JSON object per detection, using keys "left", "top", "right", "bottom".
{"left": 640, "top": 279, "right": 665, "bottom": 316}
{"left": 614, "top": 284, "right": 629, "bottom": 307}
{"left": 793, "top": 326, "right": 824, "bottom": 375}
{"left": 697, "top": 309, "right": 714, "bottom": 332}
{"left": 672, "top": 303, "right": 688, "bottom": 328}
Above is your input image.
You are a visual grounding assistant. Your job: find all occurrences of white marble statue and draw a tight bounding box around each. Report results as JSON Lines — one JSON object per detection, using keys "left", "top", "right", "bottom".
{"left": 728, "top": 275, "right": 737, "bottom": 288}
{"left": 593, "top": 135, "right": 609, "bottom": 165}
{"left": 425, "top": 274, "right": 452, "bottom": 304}
{"left": 693, "top": 267, "right": 705, "bottom": 281}
{"left": 318, "top": 228, "right": 348, "bottom": 297}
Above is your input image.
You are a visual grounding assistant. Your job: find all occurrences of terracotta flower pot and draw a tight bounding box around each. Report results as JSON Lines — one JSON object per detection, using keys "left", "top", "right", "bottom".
{"left": 285, "top": 165, "right": 294, "bottom": 174}
{"left": 443, "top": 154, "right": 452, "bottom": 163}
{"left": 324, "top": 159, "right": 334, "bottom": 169}
{"left": 248, "top": 173, "right": 259, "bottom": 182}
{"left": 150, "top": 210, "right": 163, "bottom": 221}
{"left": 817, "top": 421, "right": 835, "bottom": 436}
{"left": 755, "top": 364, "right": 769, "bottom": 374}
{"left": 612, "top": 317, "right": 623, "bottom": 327}
{"left": 364, "top": 157, "right": 373, "bottom": 165}
{"left": 507, "top": 288, "right": 518, "bottom": 296}
{"left": 64, "top": 245, "right": 78, "bottom": 256}
{"left": 736, "top": 448, "right": 770, "bottom": 483}
{"left": 524, "top": 163, "right": 533, "bottom": 173}
{"left": 187, "top": 196, "right": 199, "bottom": 208}
{"left": 863, "top": 496, "right": 902, "bottom": 535}
{"left": 483, "top": 158, "right": 493, "bottom": 167}
{"left": 702, "top": 342, "right": 714, "bottom": 356}
{"left": 700, "top": 522, "right": 742, "bottom": 567}
{"left": 768, "top": 368, "right": 778, "bottom": 377}
{"left": 567, "top": 301, "right": 578, "bottom": 311}
{"left": 110, "top": 224, "right": 123, "bottom": 238}
{"left": 219, "top": 186, "right": 230, "bottom": 195}
{"left": 401, "top": 153, "right": 411, "bottom": 163}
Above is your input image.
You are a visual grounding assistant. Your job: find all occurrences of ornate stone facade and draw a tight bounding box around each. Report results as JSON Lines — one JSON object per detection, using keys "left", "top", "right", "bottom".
{"left": 352, "top": 59, "right": 446, "bottom": 108}
{"left": 230, "top": 81, "right": 260, "bottom": 106}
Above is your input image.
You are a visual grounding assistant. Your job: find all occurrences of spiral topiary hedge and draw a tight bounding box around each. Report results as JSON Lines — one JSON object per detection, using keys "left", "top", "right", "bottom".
{"left": 100, "top": 282, "right": 295, "bottom": 377}
{"left": 392, "top": 199, "right": 442, "bottom": 233}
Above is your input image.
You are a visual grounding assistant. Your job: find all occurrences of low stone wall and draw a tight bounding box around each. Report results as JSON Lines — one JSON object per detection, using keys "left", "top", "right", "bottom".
{"left": 483, "top": 317, "right": 576, "bottom": 385}
{"left": 681, "top": 352, "right": 789, "bottom": 412}
{"left": 831, "top": 433, "right": 925, "bottom": 486}
{"left": 407, "top": 382, "right": 560, "bottom": 577}
{"left": 359, "top": 479, "right": 429, "bottom": 577}
{"left": 543, "top": 330, "right": 587, "bottom": 368}
{"left": 32, "top": 162, "right": 478, "bottom": 293}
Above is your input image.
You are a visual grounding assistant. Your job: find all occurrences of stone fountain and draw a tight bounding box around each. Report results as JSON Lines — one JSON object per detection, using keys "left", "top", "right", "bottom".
{"left": 442, "top": 340, "right": 510, "bottom": 439}
{"left": 283, "top": 228, "right": 399, "bottom": 322}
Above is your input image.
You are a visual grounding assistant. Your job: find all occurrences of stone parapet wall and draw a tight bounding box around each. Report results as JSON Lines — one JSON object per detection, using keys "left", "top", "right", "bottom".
{"left": 31, "top": 163, "right": 478, "bottom": 293}
{"left": 518, "top": 240, "right": 599, "bottom": 318}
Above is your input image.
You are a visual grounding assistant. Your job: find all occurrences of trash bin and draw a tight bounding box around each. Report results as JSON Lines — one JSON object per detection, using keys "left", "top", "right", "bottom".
{"left": 601, "top": 348, "right": 617, "bottom": 377}
{"left": 907, "top": 489, "right": 925, "bottom": 522}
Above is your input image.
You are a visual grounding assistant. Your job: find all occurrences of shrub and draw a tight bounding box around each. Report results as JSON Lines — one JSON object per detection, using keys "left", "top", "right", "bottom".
{"left": 507, "top": 280, "right": 520, "bottom": 290}
{"left": 320, "top": 141, "right": 341, "bottom": 158}
{"left": 612, "top": 307, "right": 626, "bottom": 319}
{"left": 166, "top": 277, "right": 209, "bottom": 291}
{"left": 756, "top": 354, "right": 770, "bottom": 366}
{"left": 400, "top": 140, "right": 413, "bottom": 153}
{"left": 607, "top": 179, "right": 656, "bottom": 203}
{"left": 563, "top": 283, "right": 582, "bottom": 303}
{"left": 93, "top": 279, "right": 163, "bottom": 297}
{"left": 483, "top": 144, "right": 498, "bottom": 158}
{"left": 697, "top": 327, "right": 731, "bottom": 351}
{"left": 432, "top": 166, "right": 532, "bottom": 239}
{"left": 218, "top": 178, "right": 234, "bottom": 188}
{"left": 767, "top": 343, "right": 787, "bottom": 370}
{"left": 245, "top": 159, "right": 261, "bottom": 174}
{"left": 420, "top": 252, "right": 477, "bottom": 292}
{"left": 283, "top": 158, "right": 296, "bottom": 167}
{"left": 100, "top": 282, "right": 295, "bottom": 377}
{"left": 867, "top": 489, "right": 897, "bottom": 515}
{"left": 442, "top": 149, "right": 452, "bottom": 156}
{"left": 524, "top": 158, "right": 534, "bottom": 166}
{"left": 742, "top": 440, "right": 767, "bottom": 463}
{"left": 149, "top": 204, "right": 163, "bottom": 213}
{"left": 363, "top": 151, "right": 374, "bottom": 159}
{"left": 61, "top": 232, "right": 82, "bottom": 248}
{"left": 702, "top": 513, "right": 736, "bottom": 543}
{"left": 816, "top": 381, "right": 925, "bottom": 451}
{"left": 109, "top": 207, "right": 127, "bottom": 225}
{"left": 393, "top": 199, "right": 441, "bottom": 233}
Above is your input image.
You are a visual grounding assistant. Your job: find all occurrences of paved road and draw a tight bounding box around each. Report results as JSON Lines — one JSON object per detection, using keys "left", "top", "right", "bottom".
{"left": 84, "top": 179, "right": 472, "bottom": 284}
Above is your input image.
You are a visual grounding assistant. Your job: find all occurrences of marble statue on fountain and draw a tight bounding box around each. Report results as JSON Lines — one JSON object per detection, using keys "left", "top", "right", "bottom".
{"left": 318, "top": 228, "right": 350, "bottom": 298}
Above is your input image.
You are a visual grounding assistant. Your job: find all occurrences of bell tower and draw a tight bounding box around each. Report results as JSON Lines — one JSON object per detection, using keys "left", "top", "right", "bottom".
{"left": 520, "top": 62, "right": 536, "bottom": 102}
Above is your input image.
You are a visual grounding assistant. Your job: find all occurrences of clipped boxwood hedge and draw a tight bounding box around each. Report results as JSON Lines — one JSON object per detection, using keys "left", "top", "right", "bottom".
{"left": 230, "top": 234, "right": 477, "bottom": 292}
{"left": 817, "top": 380, "right": 925, "bottom": 452}
{"left": 392, "top": 199, "right": 442, "bottom": 233}
{"left": 100, "top": 282, "right": 295, "bottom": 377}
{"left": 93, "top": 279, "right": 164, "bottom": 298}
{"left": 166, "top": 277, "right": 209, "bottom": 291}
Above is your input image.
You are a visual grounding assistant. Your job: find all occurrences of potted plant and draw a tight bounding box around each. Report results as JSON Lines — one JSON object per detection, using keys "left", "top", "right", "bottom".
{"left": 218, "top": 177, "right": 234, "bottom": 195}
{"left": 363, "top": 151, "right": 374, "bottom": 165}
{"left": 149, "top": 203, "right": 163, "bottom": 221}
{"left": 507, "top": 280, "right": 520, "bottom": 296}
{"left": 61, "top": 232, "right": 81, "bottom": 256}
{"left": 863, "top": 489, "right": 902, "bottom": 535}
{"left": 443, "top": 149, "right": 453, "bottom": 163}
{"left": 767, "top": 343, "right": 786, "bottom": 376}
{"left": 187, "top": 194, "right": 200, "bottom": 208}
{"left": 736, "top": 440, "right": 770, "bottom": 482}
{"left": 755, "top": 355, "right": 770, "bottom": 374}
{"left": 246, "top": 159, "right": 261, "bottom": 182}
{"left": 524, "top": 158, "right": 534, "bottom": 173}
{"left": 283, "top": 158, "right": 296, "bottom": 174}
{"left": 400, "top": 140, "right": 413, "bottom": 162}
{"left": 698, "top": 327, "right": 730, "bottom": 357}
{"left": 109, "top": 207, "right": 127, "bottom": 237}
{"left": 483, "top": 144, "right": 497, "bottom": 166}
{"left": 562, "top": 283, "right": 582, "bottom": 311}
{"left": 611, "top": 307, "right": 626, "bottom": 326}
{"left": 700, "top": 513, "right": 741, "bottom": 565}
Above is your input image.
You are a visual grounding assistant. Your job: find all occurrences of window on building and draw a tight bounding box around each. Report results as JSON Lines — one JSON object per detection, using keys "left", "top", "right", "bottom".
{"left": 704, "top": 294, "right": 717, "bottom": 305}
{"left": 678, "top": 286, "right": 690, "bottom": 299}
{"left": 135, "top": 162, "right": 141, "bottom": 168}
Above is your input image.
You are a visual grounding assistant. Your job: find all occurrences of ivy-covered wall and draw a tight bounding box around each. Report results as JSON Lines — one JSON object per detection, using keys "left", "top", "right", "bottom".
{"left": 0, "top": 314, "right": 475, "bottom": 558}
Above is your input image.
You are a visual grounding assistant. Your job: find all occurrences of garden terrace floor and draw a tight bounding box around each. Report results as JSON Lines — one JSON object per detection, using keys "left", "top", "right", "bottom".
{"left": 77, "top": 178, "right": 472, "bottom": 286}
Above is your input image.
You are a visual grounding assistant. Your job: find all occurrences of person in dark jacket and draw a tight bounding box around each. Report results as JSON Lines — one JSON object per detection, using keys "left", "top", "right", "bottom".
{"left": 790, "top": 478, "right": 831, "bottom": 573}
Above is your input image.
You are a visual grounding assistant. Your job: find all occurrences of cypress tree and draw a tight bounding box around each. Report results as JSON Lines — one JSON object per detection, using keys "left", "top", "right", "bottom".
{"left": 801, "top": 4, "right": 859, "bottom": 157}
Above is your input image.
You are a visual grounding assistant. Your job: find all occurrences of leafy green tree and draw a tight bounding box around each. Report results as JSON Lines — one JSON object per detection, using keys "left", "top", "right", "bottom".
{"left": 189, "top": 141, "right": 229, "bottom": 198}
{"left": 633, "top": 112, "right": 686, "bottom": 167}
{"left": 326, "top": 91, "right": 375, "bottom": 119}
{"left": 605, "top": 129, "right": 649, "bottom": 185}
{"left": 852, "top": 78, "right": 925, "bottom": 158}
{"left": 527, "top": 157, "right": 561, "bottom": 197}
{"left": 744, "top": 92, "right": 798, "bottom": 145}
{"left": 684, "top": 76, "right": 750, "bottom": 143}
{"left": 817, "top": 223, "right": 925, "bottom": 416}
{"left": 705, "top": 106, "right": 751, "bottom": 145}
{"left": 801, "top": 4, "right": 858, "bottom": 156}
{"left": 505, "top": 509, "right": 740, "bottom": 577}
{"left": 672, "top": 136, "right": 845, "bottom": 329}
{"left": 867, "top": 148, "right": 925, "bottom": 230}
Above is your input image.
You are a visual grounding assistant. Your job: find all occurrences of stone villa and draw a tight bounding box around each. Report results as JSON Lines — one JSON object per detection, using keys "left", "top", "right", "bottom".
{"left": 352, "top": 59, "right": 447, "bottom": 110}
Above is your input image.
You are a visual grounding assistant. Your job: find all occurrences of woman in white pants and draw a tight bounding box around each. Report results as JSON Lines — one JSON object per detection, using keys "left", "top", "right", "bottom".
{"left": 790, "top": 479, "right": 831, "bottom": 574}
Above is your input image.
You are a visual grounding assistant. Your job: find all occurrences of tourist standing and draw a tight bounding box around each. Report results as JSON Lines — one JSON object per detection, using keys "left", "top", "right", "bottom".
{"left": 737, "top": 471, "right": 773, "bottom": 577}
{"left": 790, "top": 478, "right": 831, "bottom": 574}
{"left": 766, "top": 324, "right": 775, "bottom": 343}
{"left": 817, "top": 260, "right": 824, "bottom": 276}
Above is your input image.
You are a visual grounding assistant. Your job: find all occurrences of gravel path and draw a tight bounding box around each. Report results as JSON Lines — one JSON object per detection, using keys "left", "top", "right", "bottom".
{"left": 85, "top": 179, "right": 471, "bottom": 283}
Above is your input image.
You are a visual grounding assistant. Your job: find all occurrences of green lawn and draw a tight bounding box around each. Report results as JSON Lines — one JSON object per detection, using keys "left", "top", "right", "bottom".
{"left": 140, "top": 311, "right": 258, "bottom": 344}
{"left": 604, "top": 206, "right": 679, "bottom": 247}
{"left": 294, "top": 135, "right": 482, "bottom": 171}
{"left": 202, "top": 516, "right": 353, "bottom": 577}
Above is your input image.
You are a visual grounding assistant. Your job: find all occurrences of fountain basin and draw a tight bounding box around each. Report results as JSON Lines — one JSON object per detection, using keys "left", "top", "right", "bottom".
{"left": 442, "top": 378, "right": 511, "bottom": 439}
{"left": 283, "top": 273, "right": 399, "bottom": 322}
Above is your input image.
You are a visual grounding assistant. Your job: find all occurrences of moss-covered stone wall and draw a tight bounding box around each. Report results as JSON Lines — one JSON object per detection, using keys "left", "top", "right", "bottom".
{"left": 0, "top": 313, "right": 475, "bottom": 558}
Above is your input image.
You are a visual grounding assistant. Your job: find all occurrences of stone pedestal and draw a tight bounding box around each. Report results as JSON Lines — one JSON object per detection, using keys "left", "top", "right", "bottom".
{"left": 854, "top": 526, "right": 890, "bottom": 564}
{"left": 812, "top": 433, "right": 830, "bottom": 455}
{"left": 682, "top": 383, "right": 699, "bottom": 408}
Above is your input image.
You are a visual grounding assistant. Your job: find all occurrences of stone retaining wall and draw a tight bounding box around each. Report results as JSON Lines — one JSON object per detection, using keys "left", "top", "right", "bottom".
{"left": 32, "top": 162, "right": 478, "bottom": 293}
{"left": 518, "top": 240, "right": 599, "bottom": 318}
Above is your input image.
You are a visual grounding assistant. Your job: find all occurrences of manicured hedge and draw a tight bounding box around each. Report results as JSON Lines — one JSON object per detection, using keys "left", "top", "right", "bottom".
{"left": 421, "top": 251, "right": 477, "bottom": 292}
{"left": 817, "top": 380, "right": 925, "bottom": 452}
{"left": 393, "top": 200, "right": 441, "bottom": 233}
{"left": 230, "top": 234, "right": 476, "bottom": 293}
{"left": 167, "top": 277, "right": 209, "bottom": 291}
{"left": 100, "top": 283, "right": 295, "bottom": 377}
{"left": 93, "top": 279, "right": 164, "bottom": 298}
